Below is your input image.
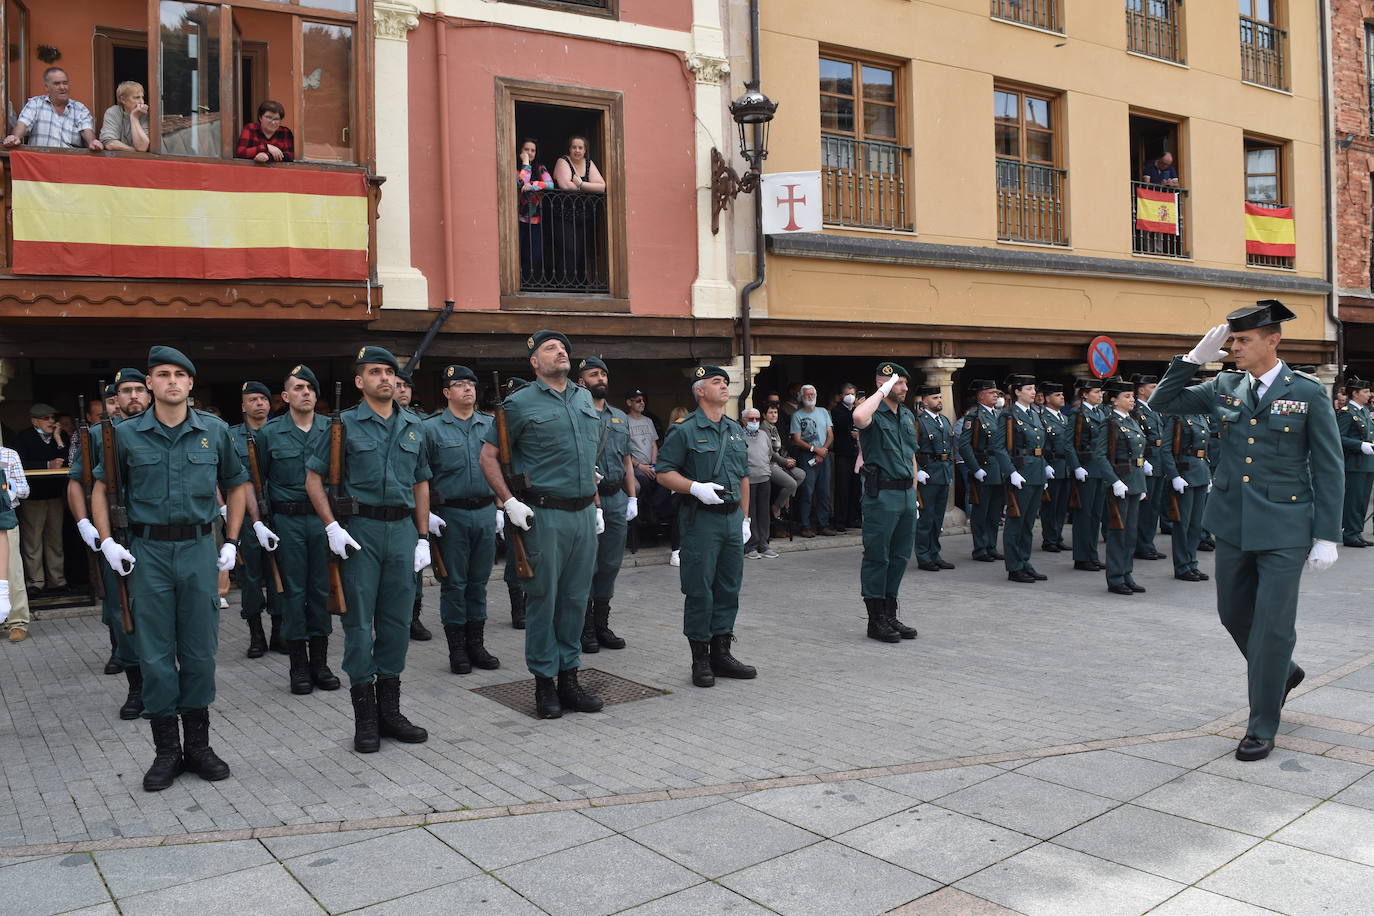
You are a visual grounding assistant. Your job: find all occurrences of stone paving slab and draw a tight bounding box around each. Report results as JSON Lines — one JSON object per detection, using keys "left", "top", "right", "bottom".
{"left": 954, "top": 842, "right": 1184, "bottom": 916}
{"left": 1198, "top": 841, "right": 1374, "bottom": 915}
{"left": 719, "top": 840, "right": 940, "bottom": 916}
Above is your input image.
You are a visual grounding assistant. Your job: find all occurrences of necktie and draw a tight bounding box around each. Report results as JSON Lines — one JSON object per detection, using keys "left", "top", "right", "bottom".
{"left": 1247, "top": 376, "right": 1260, "bottom": 408}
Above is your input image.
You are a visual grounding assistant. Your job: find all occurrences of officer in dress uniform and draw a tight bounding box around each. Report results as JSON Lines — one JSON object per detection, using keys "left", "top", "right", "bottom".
{"left": 92, "top": 346, "right": 248, "bottom": 792}
{"left": 1159, "top": 409, "right": 1211, "bottom": 582}
{"left": 1336, "top": 376, "right": 1374, "bottom": 547}
{"left": 230, "top": 381, "right": 282, "bottom": 658}
{"left": 395, "top": 367, "right": 433, "bottom": 643}
{"left": 1131, "top": 374, "right": 1168, "bottom": 562}
{"left": 1069, "top": 378, "right": 1108, "bottom": 571}
{"left": 957, "top": 379, "right": 1005, "bottom": 563}
{"left": 993, "top": 375, "right": 1051, "bottom": 583}
{"left": 1098, "top": 378, "right": 1149, "bottom": 595}
{"left": 1038, "top": 381, "right": 1078, "bottom": 553}
{"left": 306, "top": 346, "right": 433, "bottom": 753}
{"left": 422, "top": 364, "right": 501, "bottom": 676}
{"left": 1152, "top": 300, "right": 1343, "bottom": 761}
{"left": 479, "top": 331, "right": 606, "bottom": 718}
{"left": 913, "top": 383, "right": 955, "bottom": 572}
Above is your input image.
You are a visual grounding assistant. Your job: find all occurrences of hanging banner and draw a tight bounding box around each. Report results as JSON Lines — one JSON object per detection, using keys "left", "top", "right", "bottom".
{"left": 1243, "top": 202, "right": 1296, "bottom": 257}
{"left": 761, "top": 170, "right": 822, "bottom": 234}
{"left": 1135, "top": 186, "right": 1179, "bottom": 235}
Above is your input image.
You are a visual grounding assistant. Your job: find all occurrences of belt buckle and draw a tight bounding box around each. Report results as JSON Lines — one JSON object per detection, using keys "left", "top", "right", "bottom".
{"left": 1135, "top": 459, "right": 1145, "bottom": 467}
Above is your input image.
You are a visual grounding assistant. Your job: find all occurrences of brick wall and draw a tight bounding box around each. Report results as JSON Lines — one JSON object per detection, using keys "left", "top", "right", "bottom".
{"left": 1334, "top": 0, "right": 1374, "bottom": 297}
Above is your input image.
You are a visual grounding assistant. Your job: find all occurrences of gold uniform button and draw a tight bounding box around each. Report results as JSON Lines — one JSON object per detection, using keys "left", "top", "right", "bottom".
{"left": 1247, "top": 437, "right": 1255, "bottom": 444}
{"left": 1245, "top": 457, "right": 1252, "bottom": 463}
{"left": 1243, "top": 475, "right": 1250, "bottom": 482}
{"left": 1284, "top": 426, "right": 1290, "bottom": 432}
{"left": 1250, "top": 419, "right": 1257, "bottom": 425}
{"left": 1291, "top": 495, "right": 1297, "bottom": 501}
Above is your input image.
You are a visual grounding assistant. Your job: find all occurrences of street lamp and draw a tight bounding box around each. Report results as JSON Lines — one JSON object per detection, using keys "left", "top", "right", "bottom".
{"left": 711, "top": 80, "right": 777, "bottom": 234}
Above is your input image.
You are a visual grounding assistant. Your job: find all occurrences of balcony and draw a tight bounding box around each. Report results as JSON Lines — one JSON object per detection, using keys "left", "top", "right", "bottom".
{"left": 1245, "top": 199, "right": 1295, "bottom": 270}
{"left": 821, "top": 135, "right": 913, "bottom": 232}
{"left": 1126, "top": 3, "right": 1184, "bottom": 64}
{"left": 996, "top": 159, "right": 1068, "bottom": 246}
{"left": 517, "top": 190, "right": 610, "bottom": 295}
{"left": 990, "top": 0, "right": 1061, "bottom": 33}
{"left": 1131, "top": 181, "right": 1189, "bottom": 258}
{"left": 1240, "top": 16, "right": 1287, "bottom": 91}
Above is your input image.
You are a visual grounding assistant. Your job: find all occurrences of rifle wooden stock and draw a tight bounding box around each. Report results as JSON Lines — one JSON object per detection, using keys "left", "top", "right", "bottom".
{"left": 245, "top": 434, "right": 285, "bottom": 596}
{"left": 76, "top": 399, "right": 105, "bottom": 601}
{"left": 326, "top": 383, "right": 349, "bottom": 616}
{"left": 491, "top": 372, "right": 534, "bottom": 580}
{"left": 96, "top": 384, "right": 133, "bottom": 634}
{"left": 1003, "top": 414, "right": 1022, "bottom": 518}
{"left": 429, "top": 532, "right": 448, "bottom": 579}
{"left": 1106, "top": 419, "right": 1125, "bottom": 531}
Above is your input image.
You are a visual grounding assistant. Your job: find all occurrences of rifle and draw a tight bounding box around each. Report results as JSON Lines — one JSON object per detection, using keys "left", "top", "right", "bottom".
{"left": 1166, "top": 419, "right": 1182, "bottom": 523}
{"left": 967, "top": 412, "right": 982, "bottom": 506}
{"left": 96, "top": 382, "right": 133, "bottom": 634}
{"left": 325, "top": 381, "right": 357, "bottom": 615}
{"left": 1004, "top": 413, "right": 1021, "bottom": 518}
{"left": 1105, "top": 418, "right": 1125, "bottom": 531}
{"left": 492, "top": 371, "right": 534, "bottom": 580}
{"left": 245, "top": 432, "right": 285, "bottom": 596}
{"left": 76, "top": 395, "right": 105, "bottom": 602}
{"left": 427, "top": 491, "right": 448, "bottom": 580}
{"left": 1068, "top": 412, "right": 1084, "bottom": 510}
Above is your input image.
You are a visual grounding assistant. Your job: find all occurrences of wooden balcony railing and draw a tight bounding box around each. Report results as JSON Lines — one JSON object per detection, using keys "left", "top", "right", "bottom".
{"left": 821, "top": 134, "right": 913, "bottom": 232}
{"left": 1240, "top": 15, "right": 1287, "bottom": 90}
{"left": 1126, "top": 4, "right": 1184, "bottom": 64}
{"left": 990, "top": 0, "right": 1061, "bottom": 33}
{"left": 1131, "top": 181, "right": 1189, "bottom": 258}
{"left": 996, "top": 159, "right": 1068, "bottom": 246}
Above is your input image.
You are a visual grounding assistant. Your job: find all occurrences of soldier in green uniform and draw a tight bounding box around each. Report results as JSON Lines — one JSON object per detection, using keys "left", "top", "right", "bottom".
{"left": 306, "top": 346, "right": 433, "bottom": 753}
{"left": 913, "top": 384, "right": 955, "bottom": 572}
{"left": 992, "top": 375, "right": 1051, "bottom": 583}
{"left": 1070, "top": 378, "right": 1107, "bottom": 571}
{"left": 92, "top": 346, "right": 248, "bottom": 792}
{"left": 422, "top": 364, "right": 501, "bottom": 675}
{"left": 1159, "top": 410, "right": 1212, "bottom": 582}
{"left": 69, "top": 368, "right": 147, "bottom": 717}
{"left": 958, "top": 379, "right": 1005, "bottom": 563}
{"left": 655, "top": 365, "right": 759, "bottom": 684}
{"left": 1336, "top": 376, "right": 1374, "bottom": 546}
{"left": 1152, "top": 301, "right": 1343, "bottom": 761}
{"left": 577, "top": 357, "right": 637, "bottom": 654}
{"left": 230, "top": 381, "right": 282, "bottom": 658}
{"left": 253, "top": 365, "right": 340, "bottom": 695}
{"left": 1097, "top": 379, "right": 1149, "bottom": 595}
{"left": 395, "top": 368, "right": 433, "bottom": 643}
{"left": 1131, "top": 374, "right": 1168, "bottom": 562}
{"left": 479, "top": 331, "right": 605, "bottom": 718}
{"left": 850, "top": 362, "right": 919, "bottom": 642}
{"left": 1038, "top": 381, "right": 1078, "bottom": 553}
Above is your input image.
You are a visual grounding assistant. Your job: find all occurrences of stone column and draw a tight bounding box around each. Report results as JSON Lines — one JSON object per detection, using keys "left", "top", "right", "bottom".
{"left": 687, "top": 45, "right": 736, "bottom": 319}
{"left": 708, "top": 354, "right": 770, "bottom": 420}
{"left": 1314, "top": 363, "right": 1340, "bottom": 391}
{"left": 917, "top": 358, "right": 967, "bottom": 530}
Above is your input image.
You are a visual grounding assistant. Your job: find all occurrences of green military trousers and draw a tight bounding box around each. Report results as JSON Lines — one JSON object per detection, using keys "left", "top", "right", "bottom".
{"left": 1041, "top": 478, "right": 1069, "bottom": 548}
{"left": 522, "top": 504, "right": 596, "bottom": 677}
{"left": 1072, "top": 479, "right": 1106, "bottom": 564}
{"left": 1214, "top": 538, "right": 1305, "bottom": 740}
{"left": 969, "top": 483, "right": 1004, "bottom": 559}
{"left": 1103, "top": 494, "right": 1141, "bottom": 586}
{"left": 1003, "top": 484, "right": 1042, "bottom": 573}
{"left": 913, "top": 483, "right": 948, "bottom": 566}
{"left": 436, "top": 505, "right": 496, "bottom": 626}
{"left": 339, "top": 516, "right": 416, "bottom": 686}
{"left": 274, "top": 513, "right": 332, "bottom": 642}
{"left": 237, "top": 512, "right": 276, "bottom": 621}
{"left": 860, "top": 487, "right": 916, "bottom": 599}
{"left": 591, "top": 489, "right": 628, "bottom": 601}
{"left": 1136, "top": 473, "right": 1165, "bottom": 555}
{"left": 1341, "top": 471, "right": 1373, "bottom": 542}
{"left": 130, "top": 535, "right": 219, "bottom": 718}
{"left": 102, "top": 559, "right": 139, "bottom": 669}
{"left": 678, "top": 504, "right": 745, "bottom": 641}
{"left": 1171, "top": 486, "right": 1205, "bottom": 575}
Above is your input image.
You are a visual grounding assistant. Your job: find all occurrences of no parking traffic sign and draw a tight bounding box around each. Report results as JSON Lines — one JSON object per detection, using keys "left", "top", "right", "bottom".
{"left": 1088, "top": 336, "right": 1118, "bottom": 379}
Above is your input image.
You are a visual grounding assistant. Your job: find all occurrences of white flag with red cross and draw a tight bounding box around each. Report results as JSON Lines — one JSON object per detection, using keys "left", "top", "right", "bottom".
{"left": 761, "top": 171, "right": 822, "bottom": 234}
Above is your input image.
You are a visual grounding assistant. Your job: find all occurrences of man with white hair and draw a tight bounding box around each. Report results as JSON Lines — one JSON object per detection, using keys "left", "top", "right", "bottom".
{"left": 790, "top": 384, "right": 837, "bottom": 537}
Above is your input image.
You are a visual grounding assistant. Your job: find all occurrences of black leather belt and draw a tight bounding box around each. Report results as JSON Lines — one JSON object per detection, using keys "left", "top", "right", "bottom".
{"left": 697, "top": 500, "right": 740, "bottom": 514}
{"left": 877, "top": 477, "right": 912, "bottom": 490}
{"left": 528, "top": 493, "right": 594, "bottom": 511}
{"left": 1015, "top": 448, "right": 1043, "bottom": 457}
{"left": 355, "top": 504, "right": 412, "bottom": 522}
{"left": 132, "top": 522, "right": 213, "bottom": 541}
{"left": 919, "top": 453, "right": 951, "bottom": 461}
{"left": 434, "top": 495, "right": 493, "bottom": 510}
{"left": 597, "top": 479, "right": 624, "bottom": 497}
{"left": 1077, "top": 450, "right": 1094, "bottom": 462}
{"left": 271, "top": 501, "right": 316, "bottom": 516}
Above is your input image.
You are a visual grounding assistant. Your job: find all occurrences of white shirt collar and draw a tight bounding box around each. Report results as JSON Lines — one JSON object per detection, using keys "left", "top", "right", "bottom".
{"left": 1113, "top": 408, "right": 1131, "bottom": 419}
{"left": 1248, "top": 361, "right": 1283, "bottom": 392}
{"left": 924, "top": 408, "right": 941, "bottom": 420}
{"left": 1045, "top": 406, "right": 1062, "bottom": 418}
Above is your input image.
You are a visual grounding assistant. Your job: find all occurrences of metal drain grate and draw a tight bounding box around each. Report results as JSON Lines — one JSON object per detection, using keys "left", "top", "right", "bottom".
{"left": 471, "top": 668, "right": 668, "bottom": 718}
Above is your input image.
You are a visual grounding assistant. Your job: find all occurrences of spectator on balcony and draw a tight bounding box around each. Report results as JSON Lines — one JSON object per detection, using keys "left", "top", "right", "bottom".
{"left": 235, "top": 100, "right": 294, "bottom": 164}
{"left": 518, "top": 138, "right": 554, "bottom": 284}
{"left": 1142, "top": 151, "right": 1179, "bottom": 187}
{"left": 554, "top": 135, "right": 607, "bottom": 193}
{"left": 3, "top": 67, "right": 103, "bottom": 152}
{"left": 100, "top": 81, "right": 151, "bottom": 153}
{"left": 553, "top": 136, "right": 606, "bottom": 287}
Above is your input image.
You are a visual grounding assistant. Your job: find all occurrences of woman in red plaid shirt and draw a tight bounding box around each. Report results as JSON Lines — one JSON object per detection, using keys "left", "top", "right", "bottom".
{"left": 236, "top": 100, "right": 294, "bottom": 163}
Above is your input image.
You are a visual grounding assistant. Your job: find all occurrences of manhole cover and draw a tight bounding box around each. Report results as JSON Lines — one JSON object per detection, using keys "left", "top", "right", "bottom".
{"left": 471, "top": 668, "right": 667, "bottom": 718}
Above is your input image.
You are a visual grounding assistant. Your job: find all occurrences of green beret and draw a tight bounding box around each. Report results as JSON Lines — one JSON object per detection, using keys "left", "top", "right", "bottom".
{"left": 354, "top": 345, "right": 400, "bottom": 371}
{"left": 396, "top": 366, "right": 414, "bottom": 384}
{"left": 29, "top": 403, "right": 56, "bottom": 418}
{"left": 442, "top": 364, "right": 477, "bottom": 384}
{"left": 114, "top": 368, "right": 146, "bottom": 387}
{"left": 241, "top": 381, "right": 271, "bottom": 399}
{"left": 527, "top": 330, "right": 571, "bottom": 355}
{"left": 877, "top": 361, "right": 910, "bottom": 380}
{"left": 577, "top": 356, "right": 608, "bottom": 376}
{"left": 148, "top": 345, "right": 195, "bottom": 377}
{"left": 287, "top": 364, "right": 319, "bottom": 393}
{"left": 506, "top": 377, "right": 529, "bottom": 395}
{"left": 691, "top": 365, "right": 729, "bottom": 385}
{"left": 103, "top": 384, "right": 117, "bottom": 399}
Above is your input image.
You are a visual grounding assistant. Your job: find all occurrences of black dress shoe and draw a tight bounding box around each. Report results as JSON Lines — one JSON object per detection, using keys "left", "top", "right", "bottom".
{"left": 917, "top": 562, "right": 941, "bottom": 571}
{"left": 1174, "top": 571, "right": 1202, "bottom": 582}
{"left": 936, "top": 560, "right": 955, "bottom": 569}
{"left": 1025, "top": 567, "right": 1048, "bottom": 581}
{"left": 973, "top": 554, "right": 996, "bottom": 562}
{"left": 992, "top": 552, "right": 1005, "bottom": 560}
{"left": 1197, "top": 541, "right": 1215, "bottom": 552}
{"left": 1073, "top": 561, "right": 1099, "bottom": 571}
{"left": 1361, "top": 538, "right": 1374, "bottom": 547}
{"left": 1284, "top": 666, "right": 1305, "bottom": 705}
{"left": 1041, "top": 543, "right": 1062, "bottom": 552}
{"left": 1193, "top": 571, "right": 1209, "bottom": 581}
{"left": 1093, "top": 561, "right": 1107, "bottom": 570}
{"left": 1235, "top": 735, "right": 1274, "bottom": 761}
{"left": 1007, "top": 570, "right": 1037, "bottom": 583}
{"left": 1125, "top": 580, "right": 1146, "bottom": 593}
{"left": 1107, "top": 583, "right": 1135, "bottom": 595}
{"left": 1343, "top": 539, "right": 1366, "bottom": 548}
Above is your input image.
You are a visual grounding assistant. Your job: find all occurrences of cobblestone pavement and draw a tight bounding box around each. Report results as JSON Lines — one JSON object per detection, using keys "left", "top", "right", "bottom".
{"left": 3, "top": 529, "right": 1374, "bottom": 913}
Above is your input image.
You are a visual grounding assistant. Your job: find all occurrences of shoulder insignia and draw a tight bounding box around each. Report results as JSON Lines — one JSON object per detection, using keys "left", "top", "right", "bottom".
{"left": 200, "top": 437, "right": 209, "bottom": 448}
{"left": 407, "top": 430, "right": 416, "bottom": 440}
{"left": 674, "top": 417, "right": 686, "bottom": 424}
{"left": 611, "top": 417, "right": 622, "bottom": 423}
{"left": 1293, "top": 369, "right": 1322, "bottom": 384}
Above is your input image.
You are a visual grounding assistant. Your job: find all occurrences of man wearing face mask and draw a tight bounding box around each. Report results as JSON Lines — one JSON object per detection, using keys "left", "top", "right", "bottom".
{"left": 791, "top": 384, "right": 837, "bottom": 537}
{"left": 957, "top": 379, "right": 1006, "bottom": 562}
{"left": 831, "top": 383, "right": 861, "bottom": 531}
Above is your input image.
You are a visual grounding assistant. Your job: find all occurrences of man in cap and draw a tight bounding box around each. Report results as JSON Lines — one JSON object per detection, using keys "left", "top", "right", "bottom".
{"left": 850, "top": 361, "right": 919, "bottom": 642}
{"left": 655, "top": 365, "right": 758, "bottom": 683}
{"left": 1069, "top": 378, "right": 1108, "bottom": 571}
{"left": 393, "top": 366, "right": 433, "bottom": 642}
{"left": 957, "top": 379, "right": 1005, "bottom": 563}
{"left": 913, "top": 383, "right": 955, "bottom": 572}
{"left": 1336, "top": 375, "right": 1374, "bottom": 547}
{"left": 577, "top": 357, "right": 637, "bottom": 653}
{"left": 230, "top": 381, "right": 283, "bottom": 658}
{"left": 1131, "top": 374, "right": 1168, "bottom": 562}
{"left": 1098, "top": 378, "right": 1149, "bottom": 595}
{"left": 91, "top": 346, "right": 247, "bottom": 791}
{"left": 254, "top": 365, "right": 340, "bottom": 695}
{"left": 1152, "top": 300, "right": 1343, "bottom": 761}
{"left": 1038, "top": 381, "right": 1078, "bottom": 553}
{"left": 993, "top": 375, "right": 1052, "bottom": 583}
{"left": 479, "top": 331, "right": 605, "bottom": 717}
{"left": 306, "top": 346, "right": 434, "bottom": 753}
{"left": 422, "top": 364, "right": 501, "bottom": 675}
{"left": 1159, "top": 405, "right": 1212, "bottom": 582}
{"left": 14, "top": 401, "right": 68, "bottom": 594}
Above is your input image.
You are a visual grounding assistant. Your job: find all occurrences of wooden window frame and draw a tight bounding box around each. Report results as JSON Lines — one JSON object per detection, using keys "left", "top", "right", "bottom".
{"left": 500, "top": 0, "right": 618, "bottom": 20}
{"left": 1239, "top": 0, "right": 1280, "bottom": 29}
{"left": 818, "top": 49, "right": 903, "bottom": 148}
{"left": 993, "top": 81, "right": 1061, "bottom": 170}
{"left": 1243, "top": 133, "right": 1286, "bottom": 205}
{"left": 495, "top": 76, "right": 628, "bottom": 310}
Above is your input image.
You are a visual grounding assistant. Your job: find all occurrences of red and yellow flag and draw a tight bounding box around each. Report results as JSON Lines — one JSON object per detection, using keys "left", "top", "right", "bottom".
{"left": 1244, "top": 202, "right": 1296, "bottom": 257}
{"left": 1134, "top": 186, "right": 1179, "bottom": 235}
{"left": 10, "top": 151, "right": 368, "bottom": 280}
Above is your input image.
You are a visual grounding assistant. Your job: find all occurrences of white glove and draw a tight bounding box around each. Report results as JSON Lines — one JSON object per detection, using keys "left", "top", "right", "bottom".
{"left": 413, "top": 538, "right": 431, "bottom": 573}
{"left": 504, "top": 496, "right": 534, "bottom": 530}
{"left": 325, "top": 520, "right": 360, "bottom": 559}
{"left": 1207, "top": 482, "right": 1213, "bottom": 493}
{"left": 253, "top": 520, "right": 279, "bottom": 552}
{"left": 689, "top": 481, "right": 726, "bottom": 505}
{"left": 1362, "top": 442, "right": 1374, "bottom": 456}
{"left": 495, "top": 509, "right": 505, "bottom": 535}
{"left": 1009, "top": 471, "right": 1026, "bottom": 490}
{"left": 217, "top": 543, "right": 237, "bottom": 571}
{"left": 917, "top": 470, "right": 930, "bottom": 485}
{"left": 1074, "top": 467, "right": 1088, "bottom": 483}
{"left": 1143, "top": 460, "right": 1154, "bottom": 477}
{"left": 594, "top": 470, "right": 604, "bottom": 484}
{"left": 1306, "top": 539, "right": 1338, "bottom": 572}
{"left": 626, "top": 496, "right": 638, "bottom": 522}
{"left": 1172, "top": 476, "right": 1187, "bottom": 493}
{"left": 1045, "top": 466, "right": 1055, "bottom": 481}
{"left": 1139, "top": 491, "right": 1148, "bottom": 501}
{"left": 0, "top": 581, "right": 9, "bottom": 624}
{"left": 595, "top": 508, "right": 605, "bottom": 535}
{"left": 77, "top": 517, "right": 100, "bottom": 551}
{"left": 219, "top": 504, "right": 227, "bottom": 520}
{"left": 973, "top": 469, "right": 987, "bottom": 483}
{"left": 428, "top": 512, "right": 446, "bottom": 536}
{"left": 1112, "top": 480, "right": 1128, "bottom": 499}
{"left": 99, "top": 537, "right": 136, "bottom": 576}
{"left": 1185, "top": 323, "right": 1231, "bottom": 365}
{"left": 876, "top": 373, "right": 898, "bottom": 398}
{"left": 742, "top": 517, "right": 752, "bottom": 542}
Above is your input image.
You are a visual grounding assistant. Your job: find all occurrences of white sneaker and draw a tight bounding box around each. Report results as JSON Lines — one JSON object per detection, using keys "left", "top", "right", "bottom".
{"left": 761, "top": 548, "right": 779, "bottom": 558}
{"left": 745, "top": 550, "right": 762, "bottom": 559}
{"left": 670, "top": 549, "right": 680, "bottom": 567}
{"left": 218, "top": 597, "right": 229, "bottom": 609}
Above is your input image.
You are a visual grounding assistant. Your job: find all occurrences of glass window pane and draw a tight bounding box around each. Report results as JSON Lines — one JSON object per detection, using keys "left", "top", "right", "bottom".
{"left": 1025, "top": 97, "right": 1051, "bottom": 130}
{"left": 1256, "top": 0, "right": 1271, "bottom": 22}
{"left": 1238, "top": 0, "right": 1248, "bottom": 14}
{"left": 994, "top": 90, "right": 1018, "bottom": 121}
{"left": 861, "top": 66, "right": 895, "bottom": 102}
{"left": 995, "top": 123, "right": 1019, "bottom": 158}
{"left": 1246, "top": 147, "right": 1277, "bottom": 174}
{"left": 864, "top": 103, "right": 896, "bottom": 139}
{"left": 821, "top": 95, "right": 854, "bottom": 134}
{"left": 249, "top": 0, "right": 356, "bottom": 10}
{"left": 1026, "top": 129, "right": 1053, "bottom": 163}
{"left": 301, "top": 21, "right": 354, "bottom": 163}
{"left": 1247, "top": 176, "right": 1279, "bottom": 201}
{"left": 821, "top": 134, "right": 855, "bottom": 169}
{"left": 159, "top": 1, "right": 221, "bottom": 157}
{"left": 819, "top": 58, "right": 852, "bottom": 96}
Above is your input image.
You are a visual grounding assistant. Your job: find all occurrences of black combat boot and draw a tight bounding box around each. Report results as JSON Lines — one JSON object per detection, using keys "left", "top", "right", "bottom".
{"left": 375, "top": 677, "right": 428, "bottom": 743}
{"left": 308, "top": 636, "right": 340, "bottom": 690}
{"left": 180, "top": 708, "right": 231, "bottom": 782}
{"left": 142, "top": 715, "right": 183, "bottom": 792}
{"left": 885, "top": 597, "right": 918, "bottom": 639}
{"left": 444, "top": 624, "right": 472, "bottom": 674}
{"left": 350, "top": 682, "right": 380, "bottom": 753}
{"left": 592, "top": 598, "right": 626, "bottom": 649}
{"left": 104, "top": 631, "right": 122, "bottom": 675}
{"left": 535, "top": 676, "right": 562, "bottom": 719}
{"left": 509, "top": 584, "right": 526, "bottom": 629}
{"left": 580, "top": 599, "right": 600, "bottom": 654}
{"left": 865, "top": 597, "right": 900, "bottom": 643}
{"left": 287, "top": 640, "right": 313, "bottom": 695}
{"left": 465, "top": 620, "right": 500, "bottom": 670}
{"left": 410, "top": 600, "right": 432, "bottom": 641}
{"left": 709, "top": 634, "right": 757, "bottom": 679}
{"left": 557, "top": 669, "right": 604, "bottom": 712}
{"left": 245, "top": 615, "right": 267, "bottom": 659}
{"left": 119, "top": 666, "right": 144, "bottom": 720}
{"left": 689, "top": 639, "right": 714, "bottom": 688}
{"left": 269, "top": 615, "right": 287, "bottom": 654}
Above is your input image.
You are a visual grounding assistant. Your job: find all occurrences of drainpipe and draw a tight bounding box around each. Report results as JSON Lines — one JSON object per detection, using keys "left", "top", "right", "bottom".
{"left": 436, "top": 19, "right": 457, "bottom": 302}
{"left": 1318, "top": 0, "right": 1343, "bottom": 376}
{"left": 737, "top": 0, "right": 764, "bottom": 414}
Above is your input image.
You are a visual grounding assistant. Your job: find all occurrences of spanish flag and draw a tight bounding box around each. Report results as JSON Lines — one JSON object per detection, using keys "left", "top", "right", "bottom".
{"left": 10, "top": 151, "right": 368, "bottom": 280}
{"left": 1134, "top": 186, "right": 1179, "bottom": 235}
{"left": 1244, "top": 202, "right": 1296, "bottom": 257}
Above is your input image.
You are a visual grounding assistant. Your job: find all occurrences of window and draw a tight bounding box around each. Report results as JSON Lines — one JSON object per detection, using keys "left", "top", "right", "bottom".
{"left": 502, "top": 0, "right": 617, "bottom": 17}
{"left": 1126, "top": 0, "right": 1184, "bottom": 64}
{"left": 994, "top": 85, "right": 1067, "bottom": 245}
{"left": 819, "top": 54, "right": 910, "bottom": 232}
{"left": 1130, "top": 113, "right": 1188, "bottom": 258}
{"left": 1245, "top": 137, "right": 1292, "bottom": 269}
{"left": 990, "top": 0, "right": 1061, "bottom": 33}
{"left": 1239, "top": 0, "right": 1287, "bottom": 90}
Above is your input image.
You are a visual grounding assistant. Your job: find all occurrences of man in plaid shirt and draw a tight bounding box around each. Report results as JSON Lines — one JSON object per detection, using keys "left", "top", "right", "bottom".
{"left": 3, "top": 67, "right": 103, "bottom": 151}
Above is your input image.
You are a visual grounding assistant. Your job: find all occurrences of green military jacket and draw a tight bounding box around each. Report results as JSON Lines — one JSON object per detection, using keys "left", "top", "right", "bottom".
{"left": 915, "top": 408, "right": 953, "bottom": 486}
{"left": 1151, "top": 356, "right": 1344, "bottom": 550}
{"left": 305, "top": 399, "right": 431, "bottom": 509}
{"left": 1132, "top": 402, "right": 1164, "bottom": 462}
{"left": 595, "top": 403, "right": 632, "bottom": 489}
{"left": 1159, "top": 414, "right": 1212, "bottom": 488}
{"left": 1336, "top": 402, "right": 1374, "bottom": 473}
{"left": 859, "top": 401, "right": 917, "bottom": 483}
{"left": 1069, "top": 403, "right": 1111, "bottom": 480}
{"left": 255, "top": 412, "right": 331, "bottom": 503}
{"left": 422, "top": 409, "right": 494, "bottom": 502}
{"left": 957, "top": 404, "right": 1005, "bottom": 485}
{"left": 96, "top": 408, "right": 247, "bottom": 527}
{"left": 483, "top": 379, "right": 600, "bottom": 500}
{"left": 1040, "top": 406, "right": 1081, "bottom": 477}
{"left": 992, "top": 403, "right": 1049, "bottom": 486}
{"left": 655, "top": 409, "right": 749, "bottom": 503}
{"left": 1097, "top": 409, "right": 1148, "bottom": 495}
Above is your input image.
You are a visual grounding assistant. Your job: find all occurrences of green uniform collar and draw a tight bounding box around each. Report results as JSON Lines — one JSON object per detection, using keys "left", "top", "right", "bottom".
{"left": 129, "top": 405, "right": 208, "bottom": 438}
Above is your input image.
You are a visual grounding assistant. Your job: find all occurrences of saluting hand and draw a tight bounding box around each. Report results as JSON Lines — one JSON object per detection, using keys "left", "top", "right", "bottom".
{"left": 1185, "top": 324, "right": 1230, "bottom": 365}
